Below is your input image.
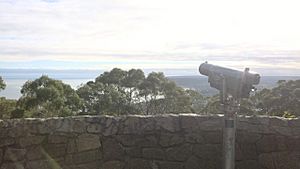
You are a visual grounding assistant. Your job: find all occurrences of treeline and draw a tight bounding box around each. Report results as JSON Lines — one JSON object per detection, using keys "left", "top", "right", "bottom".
{"left": 0, "top": 68, "right": 205, "bottom": 118}
{"left": 0, "top": 68, "right": 299, "bottom": 118}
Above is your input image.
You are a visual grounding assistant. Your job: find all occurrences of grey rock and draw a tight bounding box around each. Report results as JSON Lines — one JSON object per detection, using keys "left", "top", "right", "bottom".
{"left": 87, "top": 123, "right": 103, "bottom": 133}
{"left": 124, "top": 147, "right": 142, "bottom": 158}
{"left": 184, "top": 131, "right": 205, "bottom": 144}
{"left": 67, "top": 139, "right": 77, "bottom": 153}
{"left": 103, "top": 138, "right": 124, "bottom": 161}
{"left": 256, "top": 135, "right": 281, "bottom": 153}
{"left": 236, "top": 160, "right": 259, "bottom": 169}
{"left": 72, "top": 120, "right": 86, "bottom": 133}
{"left": 166, "top": 144, "right": 192, "bottom": 162}
{"left": 142, "top": 148, "right": 165, "bottom": 160}
{"left": 26, "top": 146, "right": 45, "bottom": 160}
{"left": 199, "top": 118, "right": 223, "bottom": 131}
{"left": 288, "top": 118, "right": 300, "bottom": 127}
{"left": 193, "top": 144, "right": 221, "bottom": 160}
{"left": 0, "top": 162, "right": 25, "bottom": 169}
{"left": 269, "top": 117, "right": 289, "bottom": 127}
{"left": 43, "top": 143, "right": 67, "bottom": 158}
{"left": 291, "top": 127, "right": 300, "bottom": 136}
{"left": 136, "top": 135, "right": 158, "bottom": 148}
{"left": 101, "top": 161, "right": 125, "bottom": 169}
{"left": 155, "top": 116, "right": 180, "bottom": 132}
{"left": 19, "top": 136, "right": 45, "bottom": 147}
{"left": 4, "top": 148, "right": 26, "bottom": 162}
{"left": 185, "top": 156, "right": 205, "bottom": 169}
{"left": 159, "top": 133, "right": 184, "bottom": 147}
{"left": 26, "top": 160, "right": 57, "bottom": 169}
{"left": 258, "top": 153, "right": 275, "bottom": 169}
{"left": 180, "top": 115, "right": 202, "bottom": 131}
{"left": 0, "top": 148, "right": 3, "bottom": 164}
{"left": 271, "top": 126, "right": 292, "bottom": 136}
{"left": 124, "top": 158, "right": 152, "bottom": 169}
{"left": 116, "top": 134, "right": 137, "bottom": 146}
{"left": 157, "top": 161, "right": 184, "bottom": 169}
{"left": 0, "top": 138, "right": 15, "bottom": 147}
{"left": 103, "top": 121, "right": 119, "bottom": 136}
{"left": 203, "top": 131, "right": 222, "bottom": 144}
{"left": 236, "top": 143, "right": 257, "bottom": 160}
{"left": 71, "top": 161, "right": 100, "bottom": 169}
{"left": 66, "top": 149, "right": 102, "bottom": 164}
{"left": 76, "top": 134, "right": 101, "bottom": 152}
{"left": 48, "top": 135, "right": 68, "bottom": 144}
{"left": 236, "top": 131, "right": 262, "bottom": 144}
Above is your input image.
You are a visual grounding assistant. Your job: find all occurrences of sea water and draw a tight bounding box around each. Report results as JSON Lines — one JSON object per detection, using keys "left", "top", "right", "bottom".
{"left": 1, "top": 69, "right": 299, "bottom": 99}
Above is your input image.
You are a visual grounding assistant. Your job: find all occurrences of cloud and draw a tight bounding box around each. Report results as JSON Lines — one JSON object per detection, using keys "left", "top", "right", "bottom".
{"left": 0, "top": 0, "right": 300, "bottom": 75}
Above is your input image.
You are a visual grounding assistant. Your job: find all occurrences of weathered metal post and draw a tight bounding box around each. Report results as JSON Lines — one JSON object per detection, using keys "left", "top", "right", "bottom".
{"left": 221, "top": 78, "right": 237, "bottom": 169}
{"left": 199, "top": 62, "right": 260, "bottom": 169}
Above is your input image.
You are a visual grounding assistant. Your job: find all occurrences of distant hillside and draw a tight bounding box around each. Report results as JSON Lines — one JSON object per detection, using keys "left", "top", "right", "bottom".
{"left": 168, "top": 76, "right": 300, "bottom": 96}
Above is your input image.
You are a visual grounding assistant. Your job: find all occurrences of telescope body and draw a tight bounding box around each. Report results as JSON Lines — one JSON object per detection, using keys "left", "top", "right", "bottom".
{"left": 199, "top": 62, "right": 260, "bottom": 169}
{"left": 199, "top": 62, "right": 260, "bottom": 98}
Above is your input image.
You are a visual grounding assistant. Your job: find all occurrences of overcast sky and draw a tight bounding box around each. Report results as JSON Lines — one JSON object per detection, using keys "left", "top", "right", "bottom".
{"left": 1, "top": 0, "right": 300, "bottom": 75}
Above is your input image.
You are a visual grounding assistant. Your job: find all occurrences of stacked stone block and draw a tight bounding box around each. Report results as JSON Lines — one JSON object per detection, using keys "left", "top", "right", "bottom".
{"left": 0, "top": 114, "right": 300, "bottom": 169}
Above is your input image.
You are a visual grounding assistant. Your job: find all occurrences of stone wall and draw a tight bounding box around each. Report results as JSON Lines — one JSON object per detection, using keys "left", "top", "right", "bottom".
{"left": 0, "top": 114, "right": 300, "bottom": 169}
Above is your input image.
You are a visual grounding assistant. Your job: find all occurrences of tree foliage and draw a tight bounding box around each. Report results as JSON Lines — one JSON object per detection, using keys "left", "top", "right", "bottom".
{"left": 203, "top": 79, "right": 300, "bottom": 116}
{"left": 77, "top": 68, "right": 202, "bottom": 115}
{"left": 252, "top": 80, "right": 300, "bottom": 116}
{"left": 17, "top": 76, "right": 82, "bottom": 117}
{"left": 0, "top": 97, "right": 17, "bottom": 119}
{"left": 0, "top": 76, "right": 6, "bottom": 91}
{"left": 138, "top": 72, "right": 192, "bottom": 114}
{"left": 3, "top": 68, "right": 298, "bottom": 119}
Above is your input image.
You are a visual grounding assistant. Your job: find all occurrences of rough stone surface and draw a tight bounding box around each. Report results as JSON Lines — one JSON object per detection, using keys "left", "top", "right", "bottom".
{"left": 26, "top": 146, "right": 45, "bottom": 160}
{"left": 19, "top": 136, "right": 45, "bottom": 147}
{"left": 101, "top": 161, "right": 125, "bottom": 169}
{"left": 43, "top": 143, "right": 67, "bottom": 158}
{"left": 0, "top": 114, "right": 299, "bottom": 169}
{"left": 142, "top": 148, "right": 165, "bottom": 160}
{"left": 0, "top": 149, "right": 3, "bottom": 164}
{"left": 166, "top": 144, "right": 192, "bottom": 161}
{"left": 0, "top": 138, "right": 14, "bottom": 147}
{"left": 124, "top": 158, "right": 152, "bottom": 169}
{"left": 1, "top": 162, "right": 25, "bottom": 169}
{"left": 66, "top": 149, "right": 102, "bottom": 165}
{"left": 102, "top": 138, "right": 125, "bottom": 161}
{"left": 76, "top": 134, "right": 101, "bottom": 152}
{"left": 4, "top": 148, "right": 26, "bottom": 162}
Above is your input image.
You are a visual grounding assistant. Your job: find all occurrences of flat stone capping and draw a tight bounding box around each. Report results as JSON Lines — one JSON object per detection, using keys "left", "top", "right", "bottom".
{"left": 0, "top": 114, "right": 300, "bottom": 169}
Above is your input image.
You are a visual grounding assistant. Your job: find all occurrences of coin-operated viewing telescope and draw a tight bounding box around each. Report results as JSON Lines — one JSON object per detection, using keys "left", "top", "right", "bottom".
{"left": 199, "top": 62, "right": 260, "bottom": 98}
{"left": 199, "top": 62, "right": 260, "bottom": 169}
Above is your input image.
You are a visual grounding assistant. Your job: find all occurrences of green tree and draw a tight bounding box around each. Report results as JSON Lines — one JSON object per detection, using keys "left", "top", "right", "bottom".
{"left": 0, "top": 76, "right": 6, "bottom": 91}
{"left": 252, "top": 80, "right": 300, "bottom": 116}
{"left": 0, "top": 98, "right": 17, "bottom": 119}
{"left": 78, "top": 69, "right": 143, "bottom": 115}
{"left": 76, "top": 81, "right": 98, "bottom": 114}
{"left": 162, "top": 82, "right": 192, "bottom": 113}
{"left": 138, "top": 72, "right": 165, "bottom": 114}
{"left": 185, "top": 89, "right": 207, "bottom": 113}
{"left": 95, "top": 68, "right": 127, "bottom": 85}
{"left": 138, "top": 72, "right": 193, "bottom": 114}
{"left": 77, "top": 81, "right": 128, "bottom": 115}
{"left": 0, "top": 76, "right": 17, "bottom": 119}
{"left": 78, "top": 68, "right": 195, "bottom": 115}
{"left": 122, "top": 69, "right": 145, "bottom": 104}
{"left": 92, "top": 68, "right": 144, "bottom": 114}
{"left": 203, "top": 95, "right": 255, "bottom": 115}
{"left": 18, "top": 76, "right": 82, "bottom": 117}
{"left": 203, "top": 95, "right": 221, "bottom": 114}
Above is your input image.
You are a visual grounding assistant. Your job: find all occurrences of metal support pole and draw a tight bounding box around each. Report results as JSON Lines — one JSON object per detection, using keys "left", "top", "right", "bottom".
{"left": 221, "top": 78, "right": 237, "bottom": 169}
